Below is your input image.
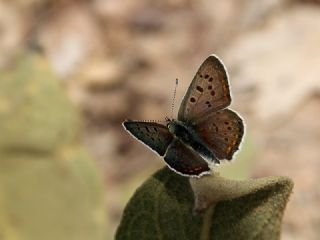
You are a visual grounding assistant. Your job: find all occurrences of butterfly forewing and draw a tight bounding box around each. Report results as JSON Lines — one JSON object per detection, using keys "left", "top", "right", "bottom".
{"left": 164, "top": 138, "right": 211, "bottom": 176}
{"left": 193, "top": 109, "right": 244, "bottom": 160}
{"left": 123, "top": 121, "right": 173, "bottom": 156}
{"left": 178, "top": 55, "right": 231, "bottom": 123}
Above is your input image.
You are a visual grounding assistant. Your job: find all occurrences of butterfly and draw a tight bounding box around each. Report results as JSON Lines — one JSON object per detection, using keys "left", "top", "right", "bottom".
{"left": 123, "top": 55, "right": 244, "bottom": 177}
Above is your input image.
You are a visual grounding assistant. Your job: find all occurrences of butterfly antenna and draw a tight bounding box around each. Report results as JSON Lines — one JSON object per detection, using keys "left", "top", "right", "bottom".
{"left": 136, "top": 80, "right": 178, "bottom": 124}
{"left": 171, "top": 78, "right": 179, "bottom": 119}
{"left": 140, "top": 119, "right": 167, "bottom": 123}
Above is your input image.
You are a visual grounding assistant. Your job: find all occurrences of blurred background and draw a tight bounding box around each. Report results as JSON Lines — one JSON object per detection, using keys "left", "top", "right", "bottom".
{"left": 0, "top": 0, "right": 320, "bottom": 239}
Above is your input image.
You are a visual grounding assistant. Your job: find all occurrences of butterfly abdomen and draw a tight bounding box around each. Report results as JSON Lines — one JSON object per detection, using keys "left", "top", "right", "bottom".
{"left": 167, "top": 120, "right": 218, "bottom": 163}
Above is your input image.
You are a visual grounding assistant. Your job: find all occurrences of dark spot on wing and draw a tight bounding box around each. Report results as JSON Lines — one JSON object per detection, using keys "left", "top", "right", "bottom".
{"left": 227, "top": 126, "right": 232, "bottom": 130}
{"left": 153, "top": 127, "right": 158, "bottom": 132}
{"left": 211, "top": 90, "right": 215, "bottom": 96}
{"left": 209, "top": 77, "right": 213, "bottom": 82}
{"left": 190, "top": 97, "right": 196, "bottom": 103}
{"left": 208, "top": 85, "right": 212, "bottom": 90}
{"left": 224, "top": 121, "right": 229, "bottom": 125}
{"left": 196, "top": 86, "right": 204, "bottom": 92}
{"left": 205, "top": 74, "right": 209, "bottom": 79}
{"left": 212, "top": 123, "right": 218, "bottom": 132}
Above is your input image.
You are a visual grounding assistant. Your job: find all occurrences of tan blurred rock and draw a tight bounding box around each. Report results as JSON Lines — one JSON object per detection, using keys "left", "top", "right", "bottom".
{"left": 0, "top": 2, "right": 23, "bottom": 67}
{"left": 225, "top": 6, "right": 320, "bottom": 124}
{"left": 38, "top": 5, "right": 102, "bottom": 77}
{"left": 77, "top": 58, "right": 125, "bottom": 90}
{"left": 80, "top": 89, "right": 130, "bottom": 122}
{"left": 93, "top": 0, "right": 137, "bottom": 19}
{"left": 6, "top": 0, "right": 43, "bottom": 8}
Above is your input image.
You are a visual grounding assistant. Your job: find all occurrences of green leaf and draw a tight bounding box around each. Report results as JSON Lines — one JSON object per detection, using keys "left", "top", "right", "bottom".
{"left": 0, "top": 148, "right": 106, "bottom": 240}
{"left": 0, "top": 53, "right": 79, "bottom": 153}
{"left": 116, "top": 167, "right": 293, "bottom": 240}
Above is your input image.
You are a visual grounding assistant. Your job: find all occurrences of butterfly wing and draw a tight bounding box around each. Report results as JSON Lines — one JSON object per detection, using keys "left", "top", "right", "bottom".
{"left": 193, "top": 109, "right": 244, "bottom": 160}
{"left": 123, "top": 121, "right": 173, "bottom": 156}
{"left": 178, "top": 55, "right": 231, "bottom": 123}
{"left": 164, "top": 138, "right": 211, "bottom": 177}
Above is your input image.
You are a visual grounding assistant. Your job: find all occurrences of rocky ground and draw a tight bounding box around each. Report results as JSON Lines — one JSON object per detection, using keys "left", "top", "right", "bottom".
{"left": 1, "top": 0, "right": 320, "bottom": 239}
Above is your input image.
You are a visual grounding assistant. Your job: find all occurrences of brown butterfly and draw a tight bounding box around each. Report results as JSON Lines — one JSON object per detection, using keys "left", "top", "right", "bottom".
{"left": 123, "top": 55, "right": 244, "bottom": 177}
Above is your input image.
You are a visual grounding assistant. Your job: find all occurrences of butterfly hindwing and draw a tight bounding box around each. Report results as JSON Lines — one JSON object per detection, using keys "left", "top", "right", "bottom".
{"left": 178, "top": 55, "right": 231, "bottom": 123}
{"left": 193, "top": 109, "right": 244, "bottom": 160}
{"left": 123, "top": 121, "right": 173, "bottom": 156}
{"left": 164, "top": 138, "right": 211, "bottom": 176}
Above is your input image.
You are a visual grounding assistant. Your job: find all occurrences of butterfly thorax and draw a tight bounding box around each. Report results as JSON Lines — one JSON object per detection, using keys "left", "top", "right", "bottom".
{"left": 167, "top": 120, "right": 219, "bottom": 164}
